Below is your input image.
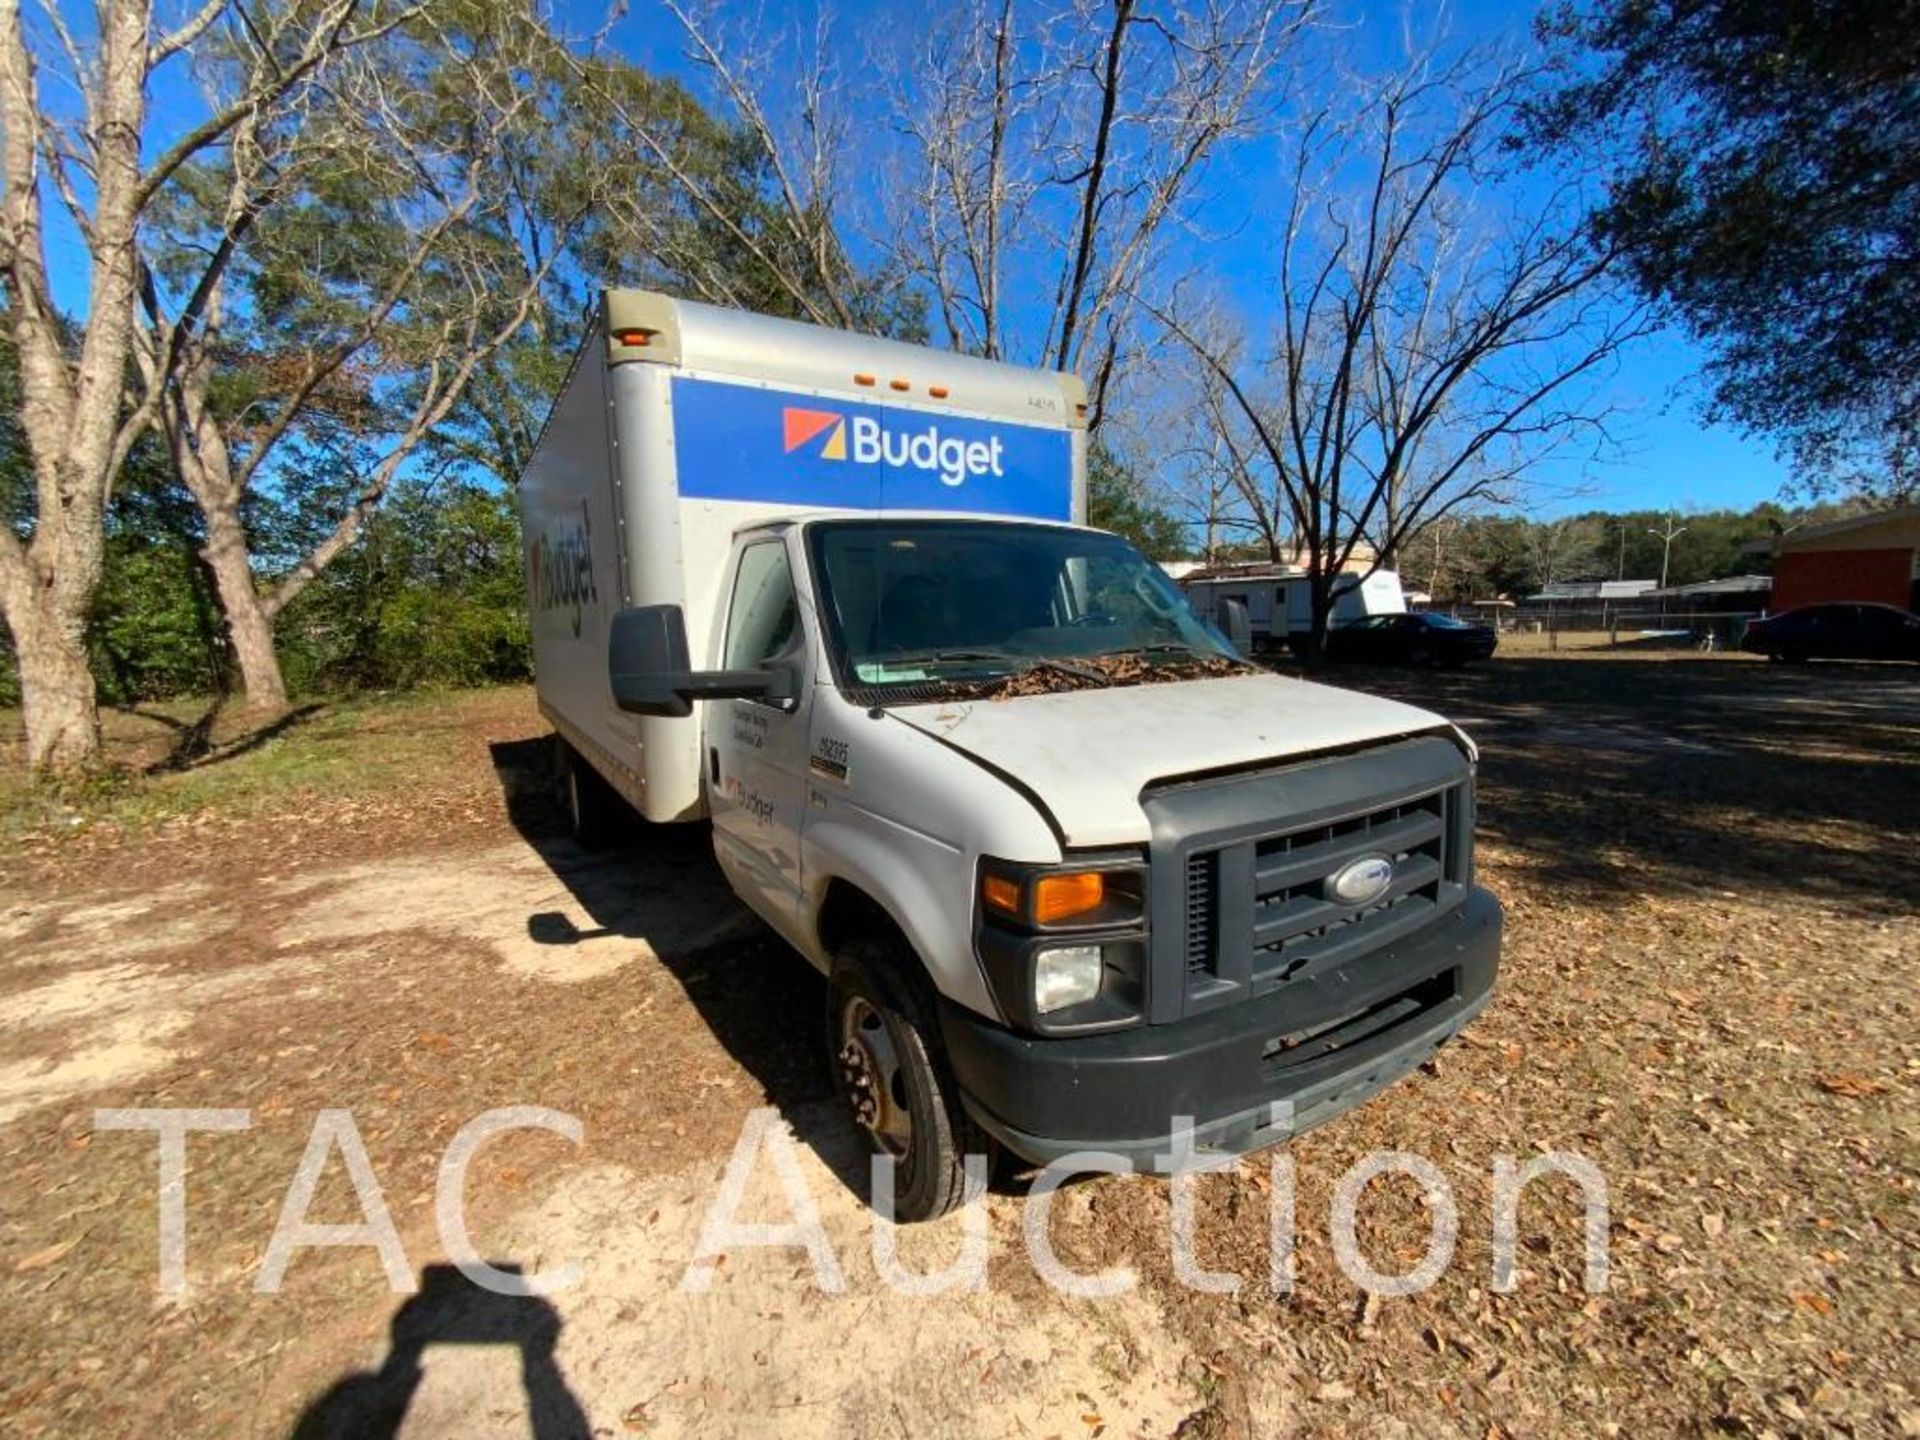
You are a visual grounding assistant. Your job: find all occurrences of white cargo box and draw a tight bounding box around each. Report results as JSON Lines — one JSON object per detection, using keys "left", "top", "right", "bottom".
{"left": 519, "top": 290, "right": 1088, "bottom": 822}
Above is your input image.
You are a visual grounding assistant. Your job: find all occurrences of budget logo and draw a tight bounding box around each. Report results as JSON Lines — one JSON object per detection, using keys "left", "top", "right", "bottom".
{"left": 781, "top": 405, "right": 1007, "bottom": 488}
{"left": 527, "top": 498, "right": 597, "bottom": 637}
{"left": 782, "top": 407, "right": 847, "bottom": 461}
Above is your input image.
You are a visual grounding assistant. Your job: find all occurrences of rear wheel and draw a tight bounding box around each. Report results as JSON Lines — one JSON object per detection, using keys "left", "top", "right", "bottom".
{"left": 827, "top": 938, "right": 986, "bottom": 1222}
{"left": 560, "top": 741, "right": 626, "bottom": 846}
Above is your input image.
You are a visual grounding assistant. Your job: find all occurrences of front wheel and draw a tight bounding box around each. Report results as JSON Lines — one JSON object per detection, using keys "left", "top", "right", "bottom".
{"left": 827, "top": 940, "right": 986, "bottom": 1222}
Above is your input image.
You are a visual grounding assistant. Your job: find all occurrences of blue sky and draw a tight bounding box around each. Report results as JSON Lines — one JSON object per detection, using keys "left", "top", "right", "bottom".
{"left": 48, "top": 0, "right": 1794, "bottom": 518}
{"left": 567, "top": 0, "right": 1796, "bottom": 517}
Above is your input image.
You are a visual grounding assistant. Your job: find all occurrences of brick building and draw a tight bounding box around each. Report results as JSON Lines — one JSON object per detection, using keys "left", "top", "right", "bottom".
{"left": 1765, "top": 506, "right": 1920, "bottom": 613}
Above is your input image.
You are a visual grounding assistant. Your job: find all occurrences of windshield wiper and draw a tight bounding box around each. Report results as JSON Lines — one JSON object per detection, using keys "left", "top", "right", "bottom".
{"left": 1092, "top": 642, "right": 1207, "bottom": 660}
{"left": 1018, "top": 655, "right": 1110, "bottom": 682}
{"left": 884, "top": 648, "right": 1018, "bottom": 667}
{"left": 882, "top": 650, "right": 1115, "bottom": 687}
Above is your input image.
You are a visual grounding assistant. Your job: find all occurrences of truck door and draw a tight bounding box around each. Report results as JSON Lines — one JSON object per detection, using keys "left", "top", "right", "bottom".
{"left": 709, "top": 537, "right": 811, "bottom": 933}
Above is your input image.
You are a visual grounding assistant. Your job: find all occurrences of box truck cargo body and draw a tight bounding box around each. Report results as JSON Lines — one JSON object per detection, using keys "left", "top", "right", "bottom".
{"left": 520, "top": 290, "right": 1500, "bottom": 1219}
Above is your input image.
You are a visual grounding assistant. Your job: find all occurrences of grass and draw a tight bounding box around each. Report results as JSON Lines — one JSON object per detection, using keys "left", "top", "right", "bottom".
{"left": 0, "top": 687, "right": 517, "bottom": 843}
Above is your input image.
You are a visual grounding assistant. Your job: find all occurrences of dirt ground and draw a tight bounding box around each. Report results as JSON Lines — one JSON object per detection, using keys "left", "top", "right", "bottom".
{"left": 1, "top": 653, "right": 1915, "bottom": 1439}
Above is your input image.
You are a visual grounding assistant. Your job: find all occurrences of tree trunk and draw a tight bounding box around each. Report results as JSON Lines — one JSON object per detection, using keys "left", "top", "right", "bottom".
{"left": 163, "top": 323, "right": 290, "bottom": 712}
{"left": 1305, "top": 576, "right": 1332, "bottom": 662}
{"left": 199, "top": 498, "right": 288, "bottom": 710}
{"left": 5, "top": 597, "right": 102, "bottom": 773}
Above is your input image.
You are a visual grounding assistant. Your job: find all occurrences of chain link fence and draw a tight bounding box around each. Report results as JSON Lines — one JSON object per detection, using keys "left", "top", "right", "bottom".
{"left": 1426, "top": 605, "right": 1762, "bottom": 652}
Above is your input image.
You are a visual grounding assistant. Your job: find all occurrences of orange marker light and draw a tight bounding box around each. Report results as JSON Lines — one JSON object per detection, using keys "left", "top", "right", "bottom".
{"left": 981, "top": 873, "right": 1022, "bottom": 918}
{"left": 928, "top": 385, "right": 950, "bottom": 399}
{"left": 614, "top": 329, "right": 652, "bottom": 347}
{"left": 889, "top": 377, "right": 911, "bottom": 391}
{"left": 854, "top": 372, "right": 877, "bottom": 386}
{"left": 1034, "top": 871, "right": 1105, "bottom": 925}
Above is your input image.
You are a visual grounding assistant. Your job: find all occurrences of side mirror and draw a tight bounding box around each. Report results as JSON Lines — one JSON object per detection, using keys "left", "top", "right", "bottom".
{"left": 1220, "top": 596, "right": 1253, "bottom": 656}
{"left": 608, "top": 604, "right": 797, "bottom": 717}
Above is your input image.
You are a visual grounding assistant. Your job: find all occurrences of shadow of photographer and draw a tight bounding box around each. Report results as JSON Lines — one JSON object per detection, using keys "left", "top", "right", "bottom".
{"left": 287, "top": 1263, "right": 589, "bottom": 1440}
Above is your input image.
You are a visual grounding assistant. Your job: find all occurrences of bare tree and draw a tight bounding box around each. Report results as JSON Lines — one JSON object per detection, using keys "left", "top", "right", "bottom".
{"left": 1523, "top": 514, "right": 1603, "bottom": 591}
{"left": 1153, "top": 48, "right": 1654, "bottom": 652}
{"left": 894, "top": 0, "right": 1309, "bottom": 424}
{"left": 554, "top": 0, "right": 909, "bottom": 334}
{"left": 0, "top": 0, "right": 393, "bottom": 771}
{"left": 145, "top": 0, "right": 582, "bottom": 709}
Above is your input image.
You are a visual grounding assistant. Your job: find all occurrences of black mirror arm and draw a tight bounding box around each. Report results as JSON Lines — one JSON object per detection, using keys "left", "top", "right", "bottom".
{"left": 676, "top": 667, "right": 796, "bottom": 704}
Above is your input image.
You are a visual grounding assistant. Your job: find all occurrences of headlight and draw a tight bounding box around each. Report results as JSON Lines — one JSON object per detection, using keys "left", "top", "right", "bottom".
{"left": 1034, "top": 945, "right": 1104, "bottom": 1014}
{"left": 975, "top": 854, "right": 1148, "bottom": 1033}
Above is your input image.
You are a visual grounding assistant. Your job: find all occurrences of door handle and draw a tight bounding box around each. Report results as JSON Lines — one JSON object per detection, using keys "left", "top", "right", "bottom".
{"left": 708, "top": 746, "right": 720, "bottom": 785}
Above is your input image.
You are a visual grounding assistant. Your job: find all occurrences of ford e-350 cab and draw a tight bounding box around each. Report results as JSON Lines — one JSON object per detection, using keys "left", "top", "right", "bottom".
{"left": 521, "top": 290, "right": 1501, "bottom": 1220}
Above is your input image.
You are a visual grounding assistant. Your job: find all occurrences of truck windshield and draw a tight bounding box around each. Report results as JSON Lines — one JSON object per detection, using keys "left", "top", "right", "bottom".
{"left": 806, "top": 519, "right": 1243, "bottom": 697}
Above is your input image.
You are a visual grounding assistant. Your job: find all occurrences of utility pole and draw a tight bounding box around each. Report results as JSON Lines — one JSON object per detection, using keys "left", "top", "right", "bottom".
{"left": 1647, "top": 514, "right": 1688, "bottom": 589}
{"left": 1617, "top": 522, "right": 1628, "bottom": 580}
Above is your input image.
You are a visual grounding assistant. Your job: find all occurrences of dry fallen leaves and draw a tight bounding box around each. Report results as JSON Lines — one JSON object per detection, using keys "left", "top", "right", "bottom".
{"left": 1813, "top": 1073, "right": 1891, "bottom": 1098}
{"left": 13, "top": 1237, "right": 81, "bottom": 1273}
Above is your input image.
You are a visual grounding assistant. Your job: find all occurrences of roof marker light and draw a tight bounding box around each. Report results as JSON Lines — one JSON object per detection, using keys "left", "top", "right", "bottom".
{"left": 889, "top": 377, "right": 910, "bottom": 391}
{"left": 854, "top": 373, "right": 876, "bottom": 386}
{"left": 928, "top": 385, "right": 950, "bottom": 399}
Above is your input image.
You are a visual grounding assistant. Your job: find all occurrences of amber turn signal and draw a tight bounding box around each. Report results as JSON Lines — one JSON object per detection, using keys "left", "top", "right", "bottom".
{"left": 1033, "top": 871, "right": 1105, "bottom": 925}
{"left": 981, "top": 873, "right": 1023, "bottom": 918}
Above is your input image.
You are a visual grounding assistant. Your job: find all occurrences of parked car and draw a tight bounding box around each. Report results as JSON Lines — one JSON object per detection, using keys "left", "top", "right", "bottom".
{"left": 1325, "top": 612, "right": 1499, "bottom": 667}
{"left": 1740, "top": 603, "right": 1920, "bottom": 663}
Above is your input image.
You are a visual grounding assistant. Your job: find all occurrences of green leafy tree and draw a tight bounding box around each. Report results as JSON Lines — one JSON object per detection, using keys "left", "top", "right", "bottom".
{"left": 1088, "top": 446, "right": 1189, "bottom": 560}
{"left": 1531, "top": 0, "right": 1920, "bottom": 501}
{"left": 145, "top": 0, "right": 599, "bottom": 711}
{"left": 1, "top": 0, "right": 395, "bottom": 773}
{"left": 275, "top": 476, "right": 529, "bottom": 693}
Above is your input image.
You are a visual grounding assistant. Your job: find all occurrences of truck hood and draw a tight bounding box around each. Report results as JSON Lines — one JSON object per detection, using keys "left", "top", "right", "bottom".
{"left": 887, "top": 672, "right": 1462, "bottom": 847}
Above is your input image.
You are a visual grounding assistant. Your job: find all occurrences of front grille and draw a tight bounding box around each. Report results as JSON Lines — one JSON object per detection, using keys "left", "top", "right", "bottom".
{"left": 1147, "top": 736, "right": 1472, "bottom": 1019}
{"left": 1247, "top": 789, "right": 1450, "bottom": 982}
{"left": 1259, "top": 970, "right": 1458, "bottom": 1076}
{"left": 1184, "top": 852, "right": 1218, "bottom": 977}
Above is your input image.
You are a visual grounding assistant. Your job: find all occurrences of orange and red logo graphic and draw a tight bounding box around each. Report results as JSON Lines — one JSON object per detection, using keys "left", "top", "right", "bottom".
{"left": 782, "top": 407, "right": 847, "bottom": 461}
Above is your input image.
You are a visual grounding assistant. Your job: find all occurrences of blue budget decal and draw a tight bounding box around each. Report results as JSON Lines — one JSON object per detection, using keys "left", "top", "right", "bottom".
{"left": 670, "top": 375, "right": 1073, "bottom": 519}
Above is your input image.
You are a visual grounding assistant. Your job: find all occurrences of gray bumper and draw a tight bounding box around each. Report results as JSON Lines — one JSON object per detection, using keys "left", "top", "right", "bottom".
{"left": 940, "top": 885, "right": 1501, "bottom": 1170}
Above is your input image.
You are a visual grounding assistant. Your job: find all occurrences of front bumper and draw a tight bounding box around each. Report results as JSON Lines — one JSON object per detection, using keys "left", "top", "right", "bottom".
{"left": 939, "top": 885, "right": 1501, "bottom": 1170}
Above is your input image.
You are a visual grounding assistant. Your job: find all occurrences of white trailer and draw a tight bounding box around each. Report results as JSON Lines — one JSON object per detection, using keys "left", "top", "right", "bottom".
{"left": 1181, "top": 568, "right": 1408, "bottom": 651}
{"left": 520, "top": 290, "right": 1500, "bottom": 1219}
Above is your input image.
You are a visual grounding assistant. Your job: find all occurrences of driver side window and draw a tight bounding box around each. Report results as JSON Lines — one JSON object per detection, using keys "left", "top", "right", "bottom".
{"left": 725, "top": 541, "right": 799, "bottom": 671}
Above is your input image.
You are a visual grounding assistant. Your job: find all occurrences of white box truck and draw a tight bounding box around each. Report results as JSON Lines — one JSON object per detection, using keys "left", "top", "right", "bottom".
{"left": 520, "top": 290, "right": 1500, "bottom": 1219}
{"left": 1182, "top": 567, "right": 1409, "bottom": 654}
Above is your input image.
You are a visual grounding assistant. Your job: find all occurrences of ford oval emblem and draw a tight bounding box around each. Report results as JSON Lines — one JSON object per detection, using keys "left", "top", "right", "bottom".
{"left": 1328, "top": 855, "right": 1394, "bottom": 907}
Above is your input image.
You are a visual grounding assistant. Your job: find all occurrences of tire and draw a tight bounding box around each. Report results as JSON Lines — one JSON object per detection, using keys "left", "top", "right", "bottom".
{"left": 827, "top": 937, "right": 987, "bottom": 1222}
{"left": 561, "top": 742, "right": 626, "bottom": 847}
